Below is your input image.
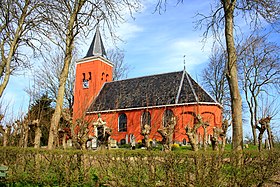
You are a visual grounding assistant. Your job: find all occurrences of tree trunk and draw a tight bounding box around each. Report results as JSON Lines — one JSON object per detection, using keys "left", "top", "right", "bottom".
{"left": 202, "top": 125, "right": 207, "bottom": 151}
{"left": 221, "top": 136, "right": 226, "bottom": 152}
{"left": 258, "top": 130, "right": 264, "bottom": 151}
{"left": 0, "top": 126, "right": 4, "bottom": 146}
{"left": 24, "top": 122, "right": 29, "bottom": 148}
{"left": 1, "top": 126, "right": 11, "bottom": 147}
{"left": 141, "top": 124, "right": 151, "bottom": 149}
{"left": 266, "top": 124, "right": 273, "bottom": 150}
{"left": 187, "top": 132, "right": 198, "bottom": 151}
{"left": 167, "top": 132, "right": 173, "bottom": 151}
{"left": 34, "top": 124, "right": 42, "bottom": 148}
{"left": 253, "top": 96, "right": 258, "bottom": 145}
{"left": 252, "top": 125, "right": 257, "bottom": 145}
{"left": 211, "top": 127, "right": 219, "bottom": 151}
{"left": 47, "top": 0, "right": 86, "bottom": 149}
{"left": 47, "top": 19, "right": 75, "bottom": 150}
{"left": 63, "top": 133, "right": 67, "bottom": 149}
{"left": 0, "top": 1, "right": 30, "bottom": 98}
{"left": 223, "top": 0, "right": 243, "bottom": 151}
{"left": 220, "top": 119, "right": 230, "bottom": 152}
{"left": 264, "top": 139, "right": 269, "bottom": 150}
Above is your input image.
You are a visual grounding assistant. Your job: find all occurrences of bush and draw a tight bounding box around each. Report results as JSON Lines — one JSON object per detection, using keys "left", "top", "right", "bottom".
{"left": 171, "top": 143, "right": 180, "bottom": 151}
{"left": 117, "top": 143, "right": 131, "bottom": 149}
{"left": 0, "top": 147, "right": 279, "bottom": 186}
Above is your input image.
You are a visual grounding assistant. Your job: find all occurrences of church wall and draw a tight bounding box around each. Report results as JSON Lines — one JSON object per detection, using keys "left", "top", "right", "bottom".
{"left": 85, "top": 104, "right": 222, "bottom": 144}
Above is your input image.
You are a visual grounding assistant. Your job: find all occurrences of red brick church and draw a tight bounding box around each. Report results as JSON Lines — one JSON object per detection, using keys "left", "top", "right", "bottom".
{"left": 73, "top": 28, "right": 222, "bottom": 145}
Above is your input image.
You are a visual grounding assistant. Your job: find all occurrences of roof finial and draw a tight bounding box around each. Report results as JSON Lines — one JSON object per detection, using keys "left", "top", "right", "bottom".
{"left": 183, "top": 55, "right": 186, "bottom": 71}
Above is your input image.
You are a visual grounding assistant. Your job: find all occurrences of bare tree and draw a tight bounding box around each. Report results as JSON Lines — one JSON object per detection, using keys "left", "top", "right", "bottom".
{"left": 42, "top": 0, "right": 140, "bottom": 149}
{"left": 157, "top": 116, "right": 176, "bottom": 152}
{"left": 185, "top": 113, "right": 208, "bottom": 151}
{"left": 202, "top": 46, "right": 231, "bottom": 119}
{"left": 31, "top": 51, "right": 76, "bottom": 113}
{"left": 107, "top": 49, "right": 130, "bottom": 81}
{"left": 256, "top": 116, "right": 273, "bottom": 151}
{"left": 156, "top": 0, "right": 280, "bottom": 151}
{"left": 141, "top": 124, "right": 151, "bottom": 149}
{"left": 238, "top": 35, "right": 280, "bottom": 145}
{"left": 0, "top": 0, "right": 45, "bottom": 98}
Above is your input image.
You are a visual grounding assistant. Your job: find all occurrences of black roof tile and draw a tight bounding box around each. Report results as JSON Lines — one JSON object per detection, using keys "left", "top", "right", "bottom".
{"left": 87, "top": 71, "right": 216, "bottom": 112}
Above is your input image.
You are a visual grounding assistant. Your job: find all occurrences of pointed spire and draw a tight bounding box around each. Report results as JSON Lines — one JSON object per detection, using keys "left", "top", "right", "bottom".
{"left": 85, "top": 25, "right": 106, "bottom": 58}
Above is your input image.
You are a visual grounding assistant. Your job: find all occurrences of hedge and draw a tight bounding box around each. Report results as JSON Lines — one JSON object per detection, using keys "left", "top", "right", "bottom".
{"left": 0, "top": 147, "right": 279, "bottom": 186}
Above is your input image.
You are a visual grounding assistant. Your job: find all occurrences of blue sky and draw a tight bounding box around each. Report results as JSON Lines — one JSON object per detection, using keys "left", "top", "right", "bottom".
{"left": 2, "top": 1, "right": 279, "bottom": 137}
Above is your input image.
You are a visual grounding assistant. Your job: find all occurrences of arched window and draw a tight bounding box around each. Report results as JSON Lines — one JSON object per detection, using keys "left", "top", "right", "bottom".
{"left": 163, "top": 109, "right": 175, "bottom": 127}
{"left": 118, "top": 113, "right": 127, "bottom": 132}
{"left": 101, "top": 72, "right": 105, "bottom": 80}
{"left": 141, "top": 111, "right": 151, "bottom": 127}
{"left": 183, "top": 138, "right": 187, "bottom": 145}
{"left": 120, "top": 139, "right": 126, "bottom": 145}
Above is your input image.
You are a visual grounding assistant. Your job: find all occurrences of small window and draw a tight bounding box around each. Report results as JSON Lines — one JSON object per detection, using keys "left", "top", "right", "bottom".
{"left": 141, "top": 111, "right": 151, "bottom": 127}
{"left": 82, "top": 73, "right": 86, "bottom": 81}
{"left": 163, "top": 109, "right": 175, "bottom": 127}
{"left": 88, "top": 72, "right": 92, "bottom": 80}
{"left": 118, "top": 113, "right": 127, "bottom": 132}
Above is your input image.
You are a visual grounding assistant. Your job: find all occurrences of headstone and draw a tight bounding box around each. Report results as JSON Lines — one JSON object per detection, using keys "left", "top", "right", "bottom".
{"left": 125, "top": 134, "right": 129, "bottom": 144}
{"left": 87, "top": 140, "right": 92, "bottom": 150}
{"left": 129, "top": 134, "right": 134, "bottom": 143}
{"left": 110, "top": 138, "right": 117, "bottom": 148}
{"left": 152, "top": 138, "right": 157, "bottom": 147}
{"left": 67, "top": 139, "right": 72, "bottom": 147}
{"left": 131, "top": 135, "right": 136, "bottom": 150}
{"left": 92, "top": 137, "right": 98, "bottom": 150}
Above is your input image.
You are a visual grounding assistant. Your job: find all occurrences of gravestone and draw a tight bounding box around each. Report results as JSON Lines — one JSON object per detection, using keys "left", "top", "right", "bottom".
{"left": 67, "top": 139, "right": 72, "bottom": 147}
{"left": 110, "top": 138, "right": 118, "bottom": 148}
{"left": 152, "top": 138, "right": 157, "bottom": 147}
{"left": 130, "top": 134, "right": 136, "bottom": 149}
{"left": 86, "top": 140, "right": 92, "bottom": 149}
{"left": 125, "top": 134, "right": 129, "bottom": 144}
{"left": 92, "top": 137, "right": 98, "bottom": 150}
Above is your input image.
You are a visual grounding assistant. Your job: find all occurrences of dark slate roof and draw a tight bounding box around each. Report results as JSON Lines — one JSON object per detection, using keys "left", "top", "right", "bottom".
{"left": 85, "top": 26, "right": 106, "bottom": 58}
{"left": 87, "top": 71, "right": 217, "bottom": 112}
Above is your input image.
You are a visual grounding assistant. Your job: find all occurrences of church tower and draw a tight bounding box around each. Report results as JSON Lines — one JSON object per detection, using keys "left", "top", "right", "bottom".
{"left": 73, "top": 27, "right": 113, "bottom": 120}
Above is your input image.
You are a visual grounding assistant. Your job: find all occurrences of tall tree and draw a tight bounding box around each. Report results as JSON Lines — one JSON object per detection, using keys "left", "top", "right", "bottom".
{"left": 42, "top": 0, "right": 140, "bottom": 149}
{"left": 0, "top": 0, "right": 45, "bottom": 98}
{"left": 238, "top": 35, "right": 280, "bottom": 145}
{"left": 156, "top": 0, "right": 280, "bottom": 150}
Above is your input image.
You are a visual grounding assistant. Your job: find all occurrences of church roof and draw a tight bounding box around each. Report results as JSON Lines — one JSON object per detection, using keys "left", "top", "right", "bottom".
{"left": 85, "top": 26, "right": 106, "bottom": 58}
{"left": 87, "top": 71, "right": 218, "bottom": 112}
